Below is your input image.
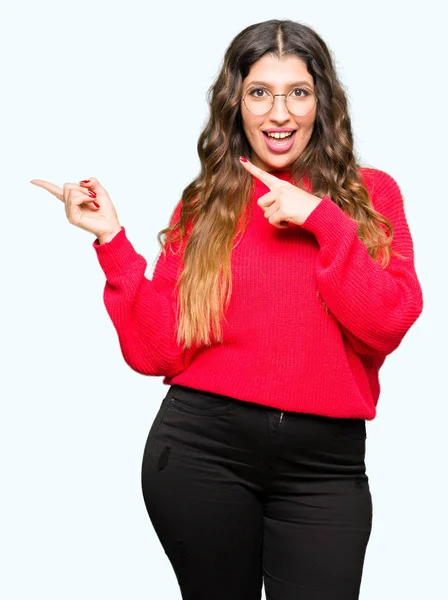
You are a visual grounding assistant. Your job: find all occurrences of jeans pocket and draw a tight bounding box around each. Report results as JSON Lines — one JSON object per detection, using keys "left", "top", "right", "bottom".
{"left": 336, "top": 418, "right": 367, "bottom": 441}
{"left": 142, "top": 390, "right": 175, "bottom": 461}
{"left": 169, "top": 385, "right": 234, "bottom": 416}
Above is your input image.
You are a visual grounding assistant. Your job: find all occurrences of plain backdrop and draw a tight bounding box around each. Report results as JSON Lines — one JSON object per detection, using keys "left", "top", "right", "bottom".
{"left": 1, "top": 1, "right": 446, "bottom": 598}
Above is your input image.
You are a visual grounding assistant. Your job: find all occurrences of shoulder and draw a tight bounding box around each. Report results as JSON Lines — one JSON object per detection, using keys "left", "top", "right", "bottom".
{"left": 358, "top": 167, "right": 404, "bottom": 213}
{"left": 358, "top": 167, "right": 401, "bottom": 193}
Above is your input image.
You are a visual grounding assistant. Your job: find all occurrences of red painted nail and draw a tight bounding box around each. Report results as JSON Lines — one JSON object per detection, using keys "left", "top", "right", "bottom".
{"left": 93, "top": 201, "right": 100, "bottom": 208}
{"left": 239, "top": 156, "right": 247, "bottom": 162}
{"left": 80, "top": 179, "right": 90, "bottom": 184}
{"left": 88, "top": 190, "right": 97, "bottom": 198}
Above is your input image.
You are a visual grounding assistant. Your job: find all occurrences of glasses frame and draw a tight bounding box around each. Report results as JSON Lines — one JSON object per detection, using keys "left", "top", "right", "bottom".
{"left": 242, "top": 88, "right": 318, "bottom": 117}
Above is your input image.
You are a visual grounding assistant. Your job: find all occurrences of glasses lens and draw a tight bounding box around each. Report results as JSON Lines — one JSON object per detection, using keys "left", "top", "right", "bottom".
{"left": 286, "top": 89, "right": 317, "bottom": 116}
{"left": 244, "top": 88, "right": 316, "bottom": 116}
{"left": 244, "top": 89, "right": 273, "bottom": 115}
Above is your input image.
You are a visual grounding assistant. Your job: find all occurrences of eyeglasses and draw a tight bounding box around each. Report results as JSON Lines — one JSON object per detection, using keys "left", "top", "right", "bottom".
{"left": 242, "top": 87, "right": 318, "bottom": 117}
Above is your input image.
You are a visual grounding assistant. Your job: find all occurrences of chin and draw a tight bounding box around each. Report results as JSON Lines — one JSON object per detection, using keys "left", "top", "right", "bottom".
{"left": 256, "top": 153, "right": 296, "bottom": 172}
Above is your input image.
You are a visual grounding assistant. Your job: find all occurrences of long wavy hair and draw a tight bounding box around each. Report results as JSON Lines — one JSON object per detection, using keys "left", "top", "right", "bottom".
{"left": 156, "top": 19, "right": 405, "bottom": 351}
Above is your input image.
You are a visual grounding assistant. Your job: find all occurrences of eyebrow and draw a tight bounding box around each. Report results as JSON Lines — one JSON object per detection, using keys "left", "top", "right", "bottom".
{"left": 246, "top": 80, "right": 314, "bottom": 89}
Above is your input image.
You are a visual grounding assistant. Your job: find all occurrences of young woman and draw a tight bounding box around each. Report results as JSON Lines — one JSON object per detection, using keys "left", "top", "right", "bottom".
{"left": 31, "top": 19, "right": 423, "bottom": 600}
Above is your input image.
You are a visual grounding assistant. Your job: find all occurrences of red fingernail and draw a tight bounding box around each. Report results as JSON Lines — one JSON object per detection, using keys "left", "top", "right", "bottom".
{"left": 88, "top": 190, "right": 97, "bottom": 198}
{"left": 93, "top": 201, "right": 100, "bottom": 208}
{"left": 80, "top": 179, "right": 90, "bottom": 184}
{"left": 239, "top": 156, "right": 247, "bottom": 162}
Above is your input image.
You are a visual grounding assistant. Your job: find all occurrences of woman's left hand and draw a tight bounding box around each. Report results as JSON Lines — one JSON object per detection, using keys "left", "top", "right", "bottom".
{"left": 239, "top": 156, "right": 322, "bottom": 228}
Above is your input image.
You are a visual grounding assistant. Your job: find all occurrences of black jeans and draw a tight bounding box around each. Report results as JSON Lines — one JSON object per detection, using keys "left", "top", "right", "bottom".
{"left": 141, "top": 384, "right": 373, "bottom": 600}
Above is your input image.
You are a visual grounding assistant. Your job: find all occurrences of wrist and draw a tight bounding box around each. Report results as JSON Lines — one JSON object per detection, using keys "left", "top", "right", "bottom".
{"left": 97, "top": 227, "right": 122, "bottom": 244}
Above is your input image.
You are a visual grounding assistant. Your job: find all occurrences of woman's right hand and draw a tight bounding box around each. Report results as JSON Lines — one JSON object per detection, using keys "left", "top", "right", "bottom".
{"left": 30, "top": 177, "right": 122, "bottom": 244}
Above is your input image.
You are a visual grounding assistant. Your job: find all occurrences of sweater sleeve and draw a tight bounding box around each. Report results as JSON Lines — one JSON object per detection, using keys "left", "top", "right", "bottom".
{"left": 92, "top": 201, "right": 186, "bottom": 376}
{"left": 300, "top": 169, "right": 424, "bottom": 356}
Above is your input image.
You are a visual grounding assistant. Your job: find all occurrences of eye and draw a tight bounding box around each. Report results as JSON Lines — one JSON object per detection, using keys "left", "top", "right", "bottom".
{"left": 290, "top": 87, "right": 311, "bottom": 97}
{"left": 248, "top": 87, "right": 269, "bottom": 98}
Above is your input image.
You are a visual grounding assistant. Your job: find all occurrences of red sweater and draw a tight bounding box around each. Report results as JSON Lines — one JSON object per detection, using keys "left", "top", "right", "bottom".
{"left": 93, "top": 168, "right": 423, "bottom": 420}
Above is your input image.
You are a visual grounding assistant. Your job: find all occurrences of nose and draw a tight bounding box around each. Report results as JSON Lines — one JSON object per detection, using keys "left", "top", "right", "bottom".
{"left": 269, "top": 94, "right": 290, "bottom": 122}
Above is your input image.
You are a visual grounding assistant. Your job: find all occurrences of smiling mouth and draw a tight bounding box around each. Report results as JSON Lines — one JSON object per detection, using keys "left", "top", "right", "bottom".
{"left": 262, "top": 130, "right": 297, "bottom": 152}
{"left": 263, "top": 131, "right": 295, "bottom": 139}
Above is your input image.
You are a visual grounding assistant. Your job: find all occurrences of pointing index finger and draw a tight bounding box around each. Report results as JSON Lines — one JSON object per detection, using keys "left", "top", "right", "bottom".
{"left": 30, "top": 179, "right": 64, "bottom": 202}
{"left": 239, "top": 156, "right": 280, "bottom": 190}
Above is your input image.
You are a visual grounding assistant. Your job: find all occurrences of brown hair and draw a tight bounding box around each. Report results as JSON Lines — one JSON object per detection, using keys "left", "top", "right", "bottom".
{"left": 156, "top": 19, "right": 405, "bottom": 351}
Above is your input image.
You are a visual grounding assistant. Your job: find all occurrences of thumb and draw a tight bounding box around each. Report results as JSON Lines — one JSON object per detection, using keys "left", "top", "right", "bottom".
{"left": 79, "top": 177, "right": 107, "bottom": 194}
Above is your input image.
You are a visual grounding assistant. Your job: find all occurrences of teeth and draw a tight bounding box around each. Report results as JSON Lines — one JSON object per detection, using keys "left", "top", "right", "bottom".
{"left": 266, "top": 131, "right": 293, "bottom": 139}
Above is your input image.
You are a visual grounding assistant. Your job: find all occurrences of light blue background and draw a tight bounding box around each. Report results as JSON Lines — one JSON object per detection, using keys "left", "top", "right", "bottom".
{"left": 1, "top": 0, "right": 445, "bottom": 598}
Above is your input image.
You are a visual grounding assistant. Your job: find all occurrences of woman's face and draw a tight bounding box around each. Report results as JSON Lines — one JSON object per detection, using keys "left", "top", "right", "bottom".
{"left": 240, "top": 54, "right": 317, "bottom": 173}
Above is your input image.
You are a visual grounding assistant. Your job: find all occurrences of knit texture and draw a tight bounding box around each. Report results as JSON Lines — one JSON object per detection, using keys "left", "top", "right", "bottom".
{"left": 93, "top": 168, "right": 423, "bottom": 419}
